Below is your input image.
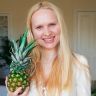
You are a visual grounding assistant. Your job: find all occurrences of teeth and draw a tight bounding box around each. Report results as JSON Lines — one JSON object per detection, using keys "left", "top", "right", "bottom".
{"left": 43, "top": 36, "right": 55, "bottom": 43}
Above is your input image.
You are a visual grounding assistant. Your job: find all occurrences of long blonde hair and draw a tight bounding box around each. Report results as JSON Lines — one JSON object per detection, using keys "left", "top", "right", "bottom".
{"left": 26, "top": 1, "right": 74, "bottom": 94}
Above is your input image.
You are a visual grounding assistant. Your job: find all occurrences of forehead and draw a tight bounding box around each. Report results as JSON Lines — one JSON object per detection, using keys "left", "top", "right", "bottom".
{"left": 32, "top": 8, "right": 57, "bottom": 22}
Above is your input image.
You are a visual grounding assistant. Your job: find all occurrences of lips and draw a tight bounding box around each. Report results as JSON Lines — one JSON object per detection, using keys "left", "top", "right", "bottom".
{"left": 42, "top": 36, "right": 55, "bottom": 43}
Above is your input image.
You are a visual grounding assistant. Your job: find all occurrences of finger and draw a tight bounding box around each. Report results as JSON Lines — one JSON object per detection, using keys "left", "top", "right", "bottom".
{"left": 20, "top": 87, "right": 29, "bottom": 96}
{"left": 5, "top": 77, "right": 9, "bottom": 91}
{"left": 14, "top": 87, "right": 22, "bottom": 95}
{"left": 5, "top": 76, "right": 8, "bottom": 85}
{"left": 7, "top": 87, "right": 22, "bottom": 96}
{"left": 5, "top": 77, "right": 12, "bottom": 94}
{"left": 5, "top": 77, "right": 22, "bottom": 96}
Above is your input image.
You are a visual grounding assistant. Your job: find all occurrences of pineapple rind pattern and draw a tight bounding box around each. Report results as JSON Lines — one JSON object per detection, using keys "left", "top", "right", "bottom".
{"left": 8, "top": 71, "right": 30, "bottom": 92}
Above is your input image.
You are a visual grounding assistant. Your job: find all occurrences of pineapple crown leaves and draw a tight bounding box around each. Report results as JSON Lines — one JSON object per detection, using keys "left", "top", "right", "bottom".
{"left": 10, "top": 30, "right": 36, "bottom": 72}
{"left": 10, "top": 57, "right": 32, "bottom": 72}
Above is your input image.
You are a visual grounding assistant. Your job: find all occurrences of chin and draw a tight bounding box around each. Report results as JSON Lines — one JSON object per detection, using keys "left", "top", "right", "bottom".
{"left": 41, "top": 43, "right": 59, "bottom": 50}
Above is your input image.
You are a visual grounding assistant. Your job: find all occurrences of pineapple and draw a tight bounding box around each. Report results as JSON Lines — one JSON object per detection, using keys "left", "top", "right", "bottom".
{"left": 7, "top": 30, "right": 36, "bottom": 92}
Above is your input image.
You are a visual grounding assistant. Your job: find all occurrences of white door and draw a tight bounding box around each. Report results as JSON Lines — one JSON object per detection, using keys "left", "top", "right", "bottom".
{"left": 73, "top": 11, "right": 96, "bottom": 80}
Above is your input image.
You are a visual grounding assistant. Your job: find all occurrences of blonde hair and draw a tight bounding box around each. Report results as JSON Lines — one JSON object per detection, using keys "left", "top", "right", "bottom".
{"left": 26, "top": 1, "right": 74, "bottom": 94}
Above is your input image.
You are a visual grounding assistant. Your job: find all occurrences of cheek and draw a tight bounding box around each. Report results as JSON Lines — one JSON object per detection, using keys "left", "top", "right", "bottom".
{"left": 56, "top": 33, "right": 60, "bottom": 43}
{"left": 55, "top": 26, "right": 61, "bottom": 42}
{"left": 32, "top": 31, "right": 41, "bottom": 40}
{"left": 51, "top": 24, "right": 61, "bottom": 34}
{"left": 55, "top": 25, "right": 61, "bottom": 36}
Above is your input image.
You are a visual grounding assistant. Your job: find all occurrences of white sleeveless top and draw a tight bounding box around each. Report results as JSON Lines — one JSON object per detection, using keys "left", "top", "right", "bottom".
{"left": 28, "top": 54, "right": 91, "bottom": 96}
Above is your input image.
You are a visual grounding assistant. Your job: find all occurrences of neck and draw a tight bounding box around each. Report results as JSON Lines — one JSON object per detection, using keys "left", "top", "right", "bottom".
{"left": 40, "top": 48, "right": 58, "bottom": 80}
{"left": 40, "top": 48, "right": 57, "bottom": 65}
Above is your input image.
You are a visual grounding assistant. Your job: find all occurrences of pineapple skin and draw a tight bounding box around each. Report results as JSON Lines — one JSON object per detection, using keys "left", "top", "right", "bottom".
{"left": 7, "top": 71, "right": 30, "bottom": 92}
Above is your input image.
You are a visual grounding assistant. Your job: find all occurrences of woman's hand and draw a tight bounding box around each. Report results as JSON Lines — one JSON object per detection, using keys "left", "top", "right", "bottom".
{"left": 5, "top": 77, "right": 29, "bottom": 96}
{"left": 7, "top": 87, "right": 29, "bottom": 96}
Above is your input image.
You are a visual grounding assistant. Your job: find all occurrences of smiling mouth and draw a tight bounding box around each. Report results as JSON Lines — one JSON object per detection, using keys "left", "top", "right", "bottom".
{"left": 43, "top": 36, "right": 55, "bottom": 43}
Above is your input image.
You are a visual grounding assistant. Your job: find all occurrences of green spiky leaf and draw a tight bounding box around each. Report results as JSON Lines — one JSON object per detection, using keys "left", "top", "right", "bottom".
{"left": 9, "top": 29, "right": 36, "bottom": 72}
{"left": 19, "top": 31, "right": 27, "bottom": 53}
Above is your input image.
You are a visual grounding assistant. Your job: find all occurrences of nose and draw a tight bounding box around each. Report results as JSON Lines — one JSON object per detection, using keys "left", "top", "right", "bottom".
{"left": 44, "top": 27, "right": 51, "bottom": 36}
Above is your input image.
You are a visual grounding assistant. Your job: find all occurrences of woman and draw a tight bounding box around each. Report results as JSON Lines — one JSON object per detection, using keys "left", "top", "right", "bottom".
{"left": 6, "top": 1, "right": 91, "bottom": 96}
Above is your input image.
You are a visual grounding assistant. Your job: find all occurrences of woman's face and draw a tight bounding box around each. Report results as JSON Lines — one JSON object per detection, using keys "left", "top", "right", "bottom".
{"left": 31, "top": 8, "right": 61, "bottom": 50}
